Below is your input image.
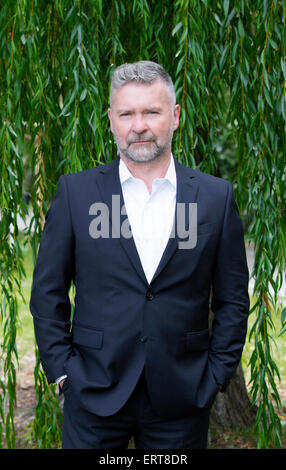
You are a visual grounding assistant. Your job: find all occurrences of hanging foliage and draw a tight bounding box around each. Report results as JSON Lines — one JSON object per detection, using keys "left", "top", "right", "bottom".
{"left": 0, "top": 0, "right": 285, "bottom": 449}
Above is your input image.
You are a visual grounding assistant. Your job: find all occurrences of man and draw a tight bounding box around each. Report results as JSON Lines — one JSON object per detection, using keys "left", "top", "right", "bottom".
{"left": 30, "top": 61, "right": 249, "bottom": 449}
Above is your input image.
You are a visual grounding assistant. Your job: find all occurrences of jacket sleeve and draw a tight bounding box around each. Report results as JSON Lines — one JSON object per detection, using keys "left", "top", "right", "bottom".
{"left": 209, "top": 181, "right": 250, "bottom": 390}
{"left": 30, "top": 175, "right": 74, "bottom": 384}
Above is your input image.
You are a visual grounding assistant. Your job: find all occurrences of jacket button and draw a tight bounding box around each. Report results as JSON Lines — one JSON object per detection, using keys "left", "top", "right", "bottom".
{"left": 140, "top": 336, "right": 148, "bottom": 343}
{"left": 146, "top": 291, "right": 154, "bottom": 300}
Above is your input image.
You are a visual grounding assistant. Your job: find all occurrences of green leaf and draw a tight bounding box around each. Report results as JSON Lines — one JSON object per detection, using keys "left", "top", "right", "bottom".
{"left": 281, "top": 307, "right": 286, "bottom": 325}
{"left": 223, "top": 0, "right": 230, "bottom": 17}
{"left": 238, "top": 19, "right": 245, "bottom": 38}
{"left": 219, "top": 44, "right": 229, "bottom": 70}
{"left": 80, "top": 88, "right": 87, "bottom": 102}
{"left": 172, "top": 22, "right": 182, "bottom": 36}
{"left": 281, "top": 59, "right": 286, "bottom": 81}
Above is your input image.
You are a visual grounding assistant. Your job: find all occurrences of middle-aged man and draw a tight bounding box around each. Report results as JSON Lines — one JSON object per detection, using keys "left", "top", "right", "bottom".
{"left": 30, "top": 61, "right": 249, "bottom": 449}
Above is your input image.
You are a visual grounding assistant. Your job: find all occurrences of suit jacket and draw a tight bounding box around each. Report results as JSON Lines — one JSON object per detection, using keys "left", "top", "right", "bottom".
{"left": 30, "top": 156, "right": 249, "bottom": 419}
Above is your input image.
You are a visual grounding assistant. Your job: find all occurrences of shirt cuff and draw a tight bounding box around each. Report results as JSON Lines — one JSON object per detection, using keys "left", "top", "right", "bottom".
{"left": 55, "top": 375, "right": 67, "bottom": 385}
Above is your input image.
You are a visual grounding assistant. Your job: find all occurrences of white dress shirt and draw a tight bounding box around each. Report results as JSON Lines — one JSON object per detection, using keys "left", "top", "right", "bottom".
{"left": 56, "top": 155, "right": 177, "bottom": 386}
{"left": 119, "top": 155, "right": 177, "bottom": 284}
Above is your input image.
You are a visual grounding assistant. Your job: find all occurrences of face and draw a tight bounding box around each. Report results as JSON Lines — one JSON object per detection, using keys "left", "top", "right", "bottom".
{"left": 108, "top": 79, "right": 180, "bottom": 163}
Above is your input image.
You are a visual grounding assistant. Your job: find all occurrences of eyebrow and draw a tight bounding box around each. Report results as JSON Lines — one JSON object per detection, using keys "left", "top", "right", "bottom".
{"left": 116, "top": 106, "right": 163, "bottom": 114}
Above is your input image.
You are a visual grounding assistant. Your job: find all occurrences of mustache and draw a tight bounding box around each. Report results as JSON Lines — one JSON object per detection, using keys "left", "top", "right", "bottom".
{"left": 127, "top": 134, "right": 156, "bottom": 144}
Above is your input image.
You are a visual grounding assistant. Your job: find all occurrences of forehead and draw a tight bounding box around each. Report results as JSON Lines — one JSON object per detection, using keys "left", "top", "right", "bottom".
{"left": 111, "top": 80, "right": 172, "bottom": 109}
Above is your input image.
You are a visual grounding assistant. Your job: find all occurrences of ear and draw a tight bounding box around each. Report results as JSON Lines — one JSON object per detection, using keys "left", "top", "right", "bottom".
{"left": 173, "top": 104, "right": 180, "bottom": 131}
{"left": 108, "top": 108, "right": 113, "bottom": 133}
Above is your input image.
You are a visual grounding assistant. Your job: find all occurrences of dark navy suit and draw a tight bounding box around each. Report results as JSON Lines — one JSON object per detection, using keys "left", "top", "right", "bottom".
{"left": 30, "top": 157, "right": 249, "bottom": 446}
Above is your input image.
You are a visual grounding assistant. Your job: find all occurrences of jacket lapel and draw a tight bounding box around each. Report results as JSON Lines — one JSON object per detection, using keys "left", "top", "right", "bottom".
{"left": 95, "top": 157, "right": 148, "bottom": 285}
{"left": 151, "top": 159, "right": 199, "bottom": 283}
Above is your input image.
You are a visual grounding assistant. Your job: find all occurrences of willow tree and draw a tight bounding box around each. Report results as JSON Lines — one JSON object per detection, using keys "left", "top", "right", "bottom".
{"left": 0, "top": 0, "right": 285, "bottom": 449}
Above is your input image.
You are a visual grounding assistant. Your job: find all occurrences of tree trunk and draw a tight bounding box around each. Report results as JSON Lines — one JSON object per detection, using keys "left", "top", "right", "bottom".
{"left": 209, "top": 363, "right": 257, "bottom": 438}
{"left": 207, "top": 309, "right": 256, "bottom": 442}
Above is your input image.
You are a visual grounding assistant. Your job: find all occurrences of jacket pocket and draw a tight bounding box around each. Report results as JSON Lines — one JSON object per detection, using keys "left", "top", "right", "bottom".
{"left": 72, "top": 324, "right": 103, "bottom": 349}
{"left": 186, "top": 328, "right": 210, "bottom": 352}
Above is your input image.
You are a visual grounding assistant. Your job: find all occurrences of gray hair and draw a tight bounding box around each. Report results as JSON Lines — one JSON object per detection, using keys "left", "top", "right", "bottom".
{"left": 110, "top": 60, "right": 176, "bottom": 107}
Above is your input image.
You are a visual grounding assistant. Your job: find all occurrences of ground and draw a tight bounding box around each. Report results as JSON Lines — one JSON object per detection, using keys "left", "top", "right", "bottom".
{"left": 13, "top": 352, "right": 37, "bottom": 448}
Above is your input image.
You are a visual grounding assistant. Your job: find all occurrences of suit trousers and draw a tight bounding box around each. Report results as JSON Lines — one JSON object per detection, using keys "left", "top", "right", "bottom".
{"left": 61, "top": 371, "right": 210, "bottom": 449}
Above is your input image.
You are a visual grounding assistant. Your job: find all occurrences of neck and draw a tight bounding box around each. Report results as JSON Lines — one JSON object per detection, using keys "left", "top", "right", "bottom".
{"left": 120, "top": 152, "right": 172, "bottom": 194}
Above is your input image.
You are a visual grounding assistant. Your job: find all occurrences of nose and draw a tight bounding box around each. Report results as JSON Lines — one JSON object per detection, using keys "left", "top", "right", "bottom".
{"left": 131, "top": 114, "right": 148, "bottom": 134}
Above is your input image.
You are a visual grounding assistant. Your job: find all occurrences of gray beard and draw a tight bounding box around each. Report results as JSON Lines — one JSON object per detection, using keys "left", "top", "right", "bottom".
{"left": 116, "top": 128, "right": 174, "bottom": 164}
{"left": 118, "top": 141, "right": 166, "bottom": 163}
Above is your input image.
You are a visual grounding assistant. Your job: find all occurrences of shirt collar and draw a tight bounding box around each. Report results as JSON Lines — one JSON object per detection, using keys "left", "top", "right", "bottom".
{"left": 119, "top": 154, "right": 177, "bottom": 189}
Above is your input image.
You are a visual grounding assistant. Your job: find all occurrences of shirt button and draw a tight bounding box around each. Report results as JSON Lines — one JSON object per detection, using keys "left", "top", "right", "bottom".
{"left": 146, "top": 291, "right": 154, "bottom": 300}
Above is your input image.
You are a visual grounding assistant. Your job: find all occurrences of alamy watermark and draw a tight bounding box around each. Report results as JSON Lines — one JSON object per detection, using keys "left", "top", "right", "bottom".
{"left": 89, "top": 195, "right": 197, "bottom": 249}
